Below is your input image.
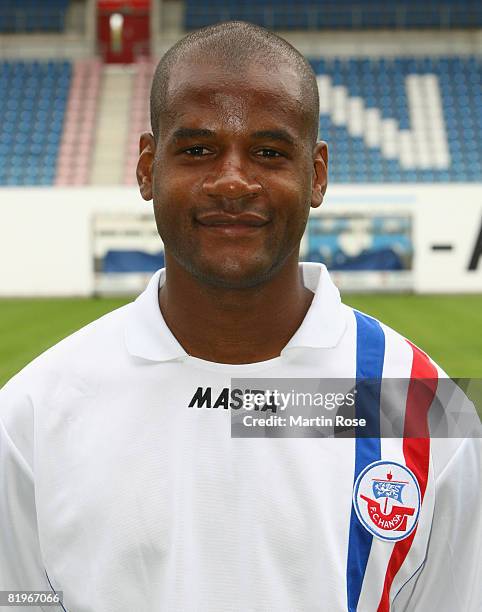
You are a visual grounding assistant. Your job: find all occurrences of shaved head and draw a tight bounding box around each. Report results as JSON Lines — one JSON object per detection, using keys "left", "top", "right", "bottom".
{"left": 150, "top": 20, "right": 320, "bottom": 147}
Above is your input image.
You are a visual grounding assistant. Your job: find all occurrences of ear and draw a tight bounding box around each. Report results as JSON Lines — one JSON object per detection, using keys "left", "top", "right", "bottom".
{"left": 136, "top": 132, "right": 156, "bottom": 201}
{"left": 311, "top": 141, "right": 328, "bottom": 209}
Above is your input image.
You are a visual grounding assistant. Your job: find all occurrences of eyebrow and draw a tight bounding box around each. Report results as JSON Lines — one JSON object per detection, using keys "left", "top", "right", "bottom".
{"left": 252, "top": 130, "right": 295, "bottom": 146}
{"left": 170, "top": 127, "right": 296, "bottom": 146}
{"left": 171, "top": 128, "right": 215, "bottom": 142}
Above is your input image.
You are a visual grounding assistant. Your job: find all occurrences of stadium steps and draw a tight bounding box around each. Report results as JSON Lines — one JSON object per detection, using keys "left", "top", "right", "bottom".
{"left": 90, "top": 65, "right": 134, "bottom": 185}
{"left": 55, "top": 59, "right": 101, "bottom": 185}
{"left": 123, "top": 58, "right": 156, "bottom": 185}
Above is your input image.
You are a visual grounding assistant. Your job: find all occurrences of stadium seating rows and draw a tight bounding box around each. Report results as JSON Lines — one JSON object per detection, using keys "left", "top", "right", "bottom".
{"left": 0, "top": 56, "right": 480, "bottom": 186}
{"left": 0, "top": 0, "right": 69, "bottom": 33}
{"left": 184, "top": 0, "right": 482, "bottom": 30}
{"left": 316, "top": 56, "right": 482, "bottom": 183}
{"left": 0, "top": 60, "right": 71, "bottom": 186}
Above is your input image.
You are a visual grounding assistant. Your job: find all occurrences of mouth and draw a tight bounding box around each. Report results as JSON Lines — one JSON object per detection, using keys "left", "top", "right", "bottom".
{"left": 195, "top": 212, "right": 270, "bottom": 236}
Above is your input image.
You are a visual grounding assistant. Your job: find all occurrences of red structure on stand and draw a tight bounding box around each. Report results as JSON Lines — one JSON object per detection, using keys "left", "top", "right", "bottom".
{"left": 97, "top": 0, "right": 150, "bottom": 63}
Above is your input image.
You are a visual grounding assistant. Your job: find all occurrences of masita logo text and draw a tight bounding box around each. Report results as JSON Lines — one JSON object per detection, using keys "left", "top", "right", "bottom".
{"left": 188, "top": 387, "right": 278, "bottom": 412}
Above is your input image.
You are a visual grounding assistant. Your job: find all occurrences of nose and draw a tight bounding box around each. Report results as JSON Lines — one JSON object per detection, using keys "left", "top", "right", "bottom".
{"left": 202, "top": 155, "right": 262, "bottom": 200}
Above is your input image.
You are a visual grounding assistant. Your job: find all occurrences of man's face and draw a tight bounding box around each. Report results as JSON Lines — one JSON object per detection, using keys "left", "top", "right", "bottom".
{"left": 138, "top": 59, "right": 327, "bottom": 289}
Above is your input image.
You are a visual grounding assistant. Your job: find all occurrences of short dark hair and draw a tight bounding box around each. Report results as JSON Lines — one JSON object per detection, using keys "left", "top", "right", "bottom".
{"left": 150, "top": 20, "right": 320, "bottom": 146}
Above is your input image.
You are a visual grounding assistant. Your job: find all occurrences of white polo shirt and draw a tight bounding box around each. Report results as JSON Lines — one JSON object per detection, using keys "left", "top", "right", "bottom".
{"left": 0, "top": 263, "right": 480, "bottom": 611}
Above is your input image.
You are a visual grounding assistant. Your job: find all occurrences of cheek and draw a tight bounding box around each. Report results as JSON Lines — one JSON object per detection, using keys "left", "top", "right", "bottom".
{"left": 152, "top": 172, "right": 194, "bottom": 227}
{"left": 275, "top": 182, "right": 312, "bottom": 246}
{"left": 274, "top": 176, "right": 311, "bottom": 223}
{"left": 272, "top": 162, "right": 311, "bottom": 201}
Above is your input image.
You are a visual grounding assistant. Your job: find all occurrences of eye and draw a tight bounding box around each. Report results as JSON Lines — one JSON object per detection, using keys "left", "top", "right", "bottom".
{"left": 183, "top": 146, "right": 210, "bottom": 157}
{"left": 257, "top": 149, "right": 284, "bottom": 158}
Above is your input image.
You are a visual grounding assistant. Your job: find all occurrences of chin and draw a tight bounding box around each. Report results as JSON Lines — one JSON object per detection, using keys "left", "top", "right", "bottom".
{"left": 192, "top": 256, "right": 275, "bottom": 290}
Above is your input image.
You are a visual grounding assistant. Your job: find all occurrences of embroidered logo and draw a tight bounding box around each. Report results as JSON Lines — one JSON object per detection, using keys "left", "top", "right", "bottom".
{"left": 353, "top": 460, "right": 421, "bottom": 542}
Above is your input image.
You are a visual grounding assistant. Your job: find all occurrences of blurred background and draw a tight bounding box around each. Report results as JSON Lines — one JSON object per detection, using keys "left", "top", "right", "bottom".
{"left": 0, "top": 0, "right": 481, "bottom": 384}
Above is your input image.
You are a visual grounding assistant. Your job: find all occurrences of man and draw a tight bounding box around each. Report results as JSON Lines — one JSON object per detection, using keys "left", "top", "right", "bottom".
{"left": 1, "top": 21, "right": 480, "bottom": 612}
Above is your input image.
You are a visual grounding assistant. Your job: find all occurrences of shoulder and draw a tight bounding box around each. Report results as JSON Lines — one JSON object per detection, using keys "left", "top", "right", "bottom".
{"left": 0, "top": 302, "right": 133, "bottom": 456}
{"left": 340, "top": 302, "right": 441, "bottom": 378}
{"left": 2, "top": 302, "right": 132, "bottom": 390}
{"left": 341, "top": 303, "right": 480, "bottom": 479}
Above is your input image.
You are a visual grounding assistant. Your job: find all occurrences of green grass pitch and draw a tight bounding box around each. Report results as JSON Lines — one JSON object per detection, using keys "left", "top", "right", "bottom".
{"left": 1, "top": 294, "right": 481, "bottom": 389}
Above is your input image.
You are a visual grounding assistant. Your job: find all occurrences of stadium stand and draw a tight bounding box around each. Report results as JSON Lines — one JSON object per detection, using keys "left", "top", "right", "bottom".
{"left": 0, "top": 1, "right": 480, "bottom": 187}
{"left": 317, "top": 56, "right": 482, "bottom": 183}
{"left": 3, "top": 55, "right": 481, "bottom": 186}
{"left": 55, "top": 59, "right": 102, "bottom": 186}
{"left": 0, "top": 1, "right": 480, "bottom": 292}
{"left": 0, "top": 0, "right": 70, "bottom": 33}
{"left": 0, "top": 60, "right": 71, "bottom": 186}
{"left": 184, "top": 0, "right": 482, "bottom": 31}
{"left": 123, "top": 57, "right": 155, "bottom": 186}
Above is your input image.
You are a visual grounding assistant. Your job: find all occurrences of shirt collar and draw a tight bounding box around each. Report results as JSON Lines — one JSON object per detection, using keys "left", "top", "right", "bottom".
{"left": 124, "top": 262, "right": 346, "bottom": 362}
{"left": 282, "top": 262, "right": 346, "bottom": 354}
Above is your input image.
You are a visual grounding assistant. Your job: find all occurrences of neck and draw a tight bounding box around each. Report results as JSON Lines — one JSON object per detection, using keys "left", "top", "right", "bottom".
{"left": 158, "top": 254, "right": 314, "bottom": 364}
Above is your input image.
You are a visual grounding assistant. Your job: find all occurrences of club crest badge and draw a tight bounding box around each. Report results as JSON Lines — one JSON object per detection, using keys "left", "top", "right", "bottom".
{"left": 353, "top": 460, "right": 421, "bottom": 542}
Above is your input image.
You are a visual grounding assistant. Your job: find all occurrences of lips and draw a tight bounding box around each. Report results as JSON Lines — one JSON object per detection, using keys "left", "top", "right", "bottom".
{"left": 195, "top": 211, "right": 270, "bottom": 238}
{"left": 196, "top": 212, "right": 270, "bottom": 227}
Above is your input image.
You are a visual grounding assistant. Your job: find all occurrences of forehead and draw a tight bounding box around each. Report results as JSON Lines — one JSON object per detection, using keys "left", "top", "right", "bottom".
{"left": 162, "top": 60, "right": 306, "bottom": 134}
